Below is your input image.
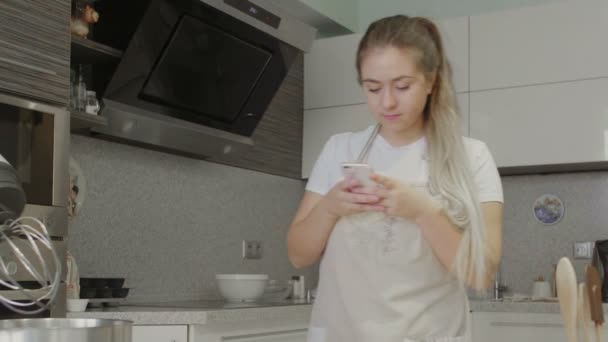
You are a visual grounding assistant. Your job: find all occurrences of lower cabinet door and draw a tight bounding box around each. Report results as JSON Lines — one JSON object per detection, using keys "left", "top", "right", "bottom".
{"left": 214, "top": 329, "right": 308, "bottom": 342}
{"left": 472, "top": 312, "right": 567, "bottom": 342}
{"left": 132, "top": 325, "right": 188, "bottom": 342}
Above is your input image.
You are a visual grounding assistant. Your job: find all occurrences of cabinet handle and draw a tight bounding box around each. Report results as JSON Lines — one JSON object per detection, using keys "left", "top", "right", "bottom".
{"left": 491, "top": 322, "right": 563, "bottom": 328}
{"left": 0, "top": 56, "right": 57, "bottom": 76}
{"left": 221, "top": 328, "right": 308, "bottom": 340}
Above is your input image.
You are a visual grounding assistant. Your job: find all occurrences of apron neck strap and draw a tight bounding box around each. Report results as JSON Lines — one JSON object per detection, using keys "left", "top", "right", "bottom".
{"left": 357, "top": 124, "right": 381, "bottom": 163}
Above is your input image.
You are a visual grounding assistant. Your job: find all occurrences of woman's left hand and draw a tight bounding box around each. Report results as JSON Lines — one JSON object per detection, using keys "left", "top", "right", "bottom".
{"left": 364, "top": 173, "right": 441, "bottom": 221}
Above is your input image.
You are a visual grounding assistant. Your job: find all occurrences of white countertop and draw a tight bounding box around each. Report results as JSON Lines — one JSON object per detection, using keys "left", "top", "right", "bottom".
{"left": 67, "top": 299, "right": 608, "bottom": 325}
{"left": 67, "top": 299, "right": 313, "bottom": 325}
{"left": 470, "top": 299, "right": 608, "bottom": 314}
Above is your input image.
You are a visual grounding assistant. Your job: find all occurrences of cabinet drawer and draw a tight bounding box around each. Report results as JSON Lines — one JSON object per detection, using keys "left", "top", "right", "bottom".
{"left": 132, "top": 325, "right": 188, "bottom": 342}
{"left": 0, "top": 0, "right": 70, "bottom": 105}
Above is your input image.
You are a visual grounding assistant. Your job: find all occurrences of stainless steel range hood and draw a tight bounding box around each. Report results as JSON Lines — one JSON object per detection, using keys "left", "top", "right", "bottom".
{"left": 94, "top": 0, "right": 315, "bottom": 159}
{"left": 97, "top": 99, "right": 255, "bottom": 157}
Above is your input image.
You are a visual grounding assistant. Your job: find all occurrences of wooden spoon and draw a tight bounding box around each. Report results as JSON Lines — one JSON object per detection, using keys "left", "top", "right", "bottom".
{"left": 557, "top": 257, "right": 579, "bottom": 342}
{"left": 579, "top": 282, "right": 592, "bottom": 342}
{"left": 586, "top": 265, "right": 604, "bottom": 342}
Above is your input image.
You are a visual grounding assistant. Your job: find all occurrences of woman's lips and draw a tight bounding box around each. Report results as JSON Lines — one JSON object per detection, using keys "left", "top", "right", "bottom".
{"left": 383, "top": 114, "right": 401, "bottom": 121}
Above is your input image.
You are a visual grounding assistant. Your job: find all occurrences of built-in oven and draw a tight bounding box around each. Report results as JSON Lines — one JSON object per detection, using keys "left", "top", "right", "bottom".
{"left": 0, "top": 92, "right": 69, "bottom": 318}
{"left": 0, "top": 93, "right": 69, "bottom": 215}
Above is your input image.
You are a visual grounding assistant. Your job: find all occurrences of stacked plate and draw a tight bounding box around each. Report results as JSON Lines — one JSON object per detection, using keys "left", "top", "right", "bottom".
{"left": 79, "top": 278, "right": 129, "bottom": 308}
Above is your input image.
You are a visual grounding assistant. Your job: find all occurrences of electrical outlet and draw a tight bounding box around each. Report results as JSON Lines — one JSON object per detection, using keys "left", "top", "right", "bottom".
{"left": 573, "top": 241, "right": 594, "bottom": 259}
{"left": 242, "top": 240, "right": 262, "bottom": 259}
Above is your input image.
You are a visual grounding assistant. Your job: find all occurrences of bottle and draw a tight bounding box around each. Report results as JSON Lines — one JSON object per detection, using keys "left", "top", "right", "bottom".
{"left": 77, "top": 65, "right": 87, "bottom": 112}
{"left": 298, "top": 275, "right": 306, "bottom": 299}
{"left": 291, "top": 276, "right": 300, "bottom": 299}
{"left": 69, "top": 68, "right": 77, "bottom": 110}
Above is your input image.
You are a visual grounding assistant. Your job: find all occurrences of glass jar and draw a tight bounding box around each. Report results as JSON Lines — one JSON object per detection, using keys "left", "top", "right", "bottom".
{"left": 85, "top": 91, "right": 100, "bottom": 115}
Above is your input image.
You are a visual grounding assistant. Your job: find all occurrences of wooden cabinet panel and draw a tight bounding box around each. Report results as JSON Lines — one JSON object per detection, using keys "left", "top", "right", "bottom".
{"left": 0, "top": 0, "right": 70, "bottom": 105}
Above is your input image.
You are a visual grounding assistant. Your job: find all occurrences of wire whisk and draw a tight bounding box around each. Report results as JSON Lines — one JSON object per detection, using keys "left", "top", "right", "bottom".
{"left": 0, "top": 216, "right": 61, "bottom": 315}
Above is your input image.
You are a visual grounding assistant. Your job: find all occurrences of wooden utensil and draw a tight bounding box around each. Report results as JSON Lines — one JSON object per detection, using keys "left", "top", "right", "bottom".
{"left": 579, "top": 282, "right": 592, "bottom": 342}
{"left": 557, "top": 257, "right": 579, "bottom": 342}
{"left": 586, "top": 265, "right": 604, "bottom": 342}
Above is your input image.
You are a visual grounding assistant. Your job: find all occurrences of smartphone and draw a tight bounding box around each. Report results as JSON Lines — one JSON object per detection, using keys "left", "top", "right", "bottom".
{"left": 341, "top": 162, "right": 375, "bottom": 187}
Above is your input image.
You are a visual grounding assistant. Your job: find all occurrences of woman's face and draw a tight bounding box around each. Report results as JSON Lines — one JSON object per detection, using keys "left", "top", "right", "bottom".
{"left": 359, "top": 46, "right": 434, "bottom": 138}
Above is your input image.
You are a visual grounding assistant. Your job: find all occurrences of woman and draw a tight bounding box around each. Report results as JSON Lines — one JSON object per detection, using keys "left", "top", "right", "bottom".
{"left": 287, "top": 15, "right": 504, "bottom": 342}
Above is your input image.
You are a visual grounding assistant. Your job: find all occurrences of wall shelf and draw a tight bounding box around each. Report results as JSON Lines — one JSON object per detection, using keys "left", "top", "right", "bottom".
{"left": 71, "top": 110, "right": 107, "bottom": 131}
{"left": 71, "top": 36, "right": 123, "bottom": 64}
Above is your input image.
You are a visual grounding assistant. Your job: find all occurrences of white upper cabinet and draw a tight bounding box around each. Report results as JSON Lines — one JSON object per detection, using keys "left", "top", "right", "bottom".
{"left": 301, "top": 93, "right": 469, "bottom": 178}
{"left": 302, "top": 103, "right": 374, "bottom": 178}
{"left": 470, "top": 78, "right": 608, "bottom": 168}
{"left": 304, "top": 16, "right": 469, "bottom": 110}
{"left": 470, "top": 0, "right": 608, "bottom": 91}
{"left": 304, "top": 33, "right": 364, "bottom": 110}
{"left": 437, "top": 16, "right": 469, "bottom": 93}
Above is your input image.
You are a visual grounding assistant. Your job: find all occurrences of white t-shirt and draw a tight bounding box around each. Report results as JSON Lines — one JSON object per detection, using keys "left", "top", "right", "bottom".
{"left": 306, "top": 125, "right": 503, "bottom": 203}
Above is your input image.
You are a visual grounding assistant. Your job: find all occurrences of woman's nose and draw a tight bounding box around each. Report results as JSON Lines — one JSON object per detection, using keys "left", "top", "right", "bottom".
{"left": 381, "top": 88, "right": 397, "bottom": 109}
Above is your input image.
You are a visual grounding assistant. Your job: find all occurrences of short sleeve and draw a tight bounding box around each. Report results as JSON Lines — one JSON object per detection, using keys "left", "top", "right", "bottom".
{"left": 305, "top": 136, "right": 337, "bottom": 196}
{"left": 470, "top": 142, "right": 504, "bottom": 203}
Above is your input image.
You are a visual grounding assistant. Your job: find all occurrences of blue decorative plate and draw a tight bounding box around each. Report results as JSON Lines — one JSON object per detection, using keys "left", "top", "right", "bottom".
{"left": 533, "top": 194, "right": 564, "bottom": 225}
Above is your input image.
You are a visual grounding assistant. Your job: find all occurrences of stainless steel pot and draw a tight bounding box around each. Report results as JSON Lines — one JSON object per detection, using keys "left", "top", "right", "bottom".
{"left": 0, "top": 318, "right": 132, "bottom": 342}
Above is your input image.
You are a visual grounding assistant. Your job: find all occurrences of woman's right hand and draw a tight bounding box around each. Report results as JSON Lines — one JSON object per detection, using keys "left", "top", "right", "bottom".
{"left": 320, "top": 179, "right": 384, "bottom": 219}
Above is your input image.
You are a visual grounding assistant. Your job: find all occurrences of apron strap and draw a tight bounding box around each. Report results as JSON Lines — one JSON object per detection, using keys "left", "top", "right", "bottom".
{"left": 357, "top": 124, "right": 381, "bottom": 163}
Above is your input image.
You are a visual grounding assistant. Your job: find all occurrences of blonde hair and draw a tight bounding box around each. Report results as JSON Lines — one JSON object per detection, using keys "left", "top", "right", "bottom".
{"left": 356, "top": 15, "right": 490, "bottom": 289}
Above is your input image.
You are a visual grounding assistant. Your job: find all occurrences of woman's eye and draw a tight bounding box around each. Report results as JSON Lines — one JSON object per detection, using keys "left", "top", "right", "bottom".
{"left": 367, "top": 88, "right": 381, "bottom": 93}
{"left": 396, "top": 85, "right": 410, "bottom": 91}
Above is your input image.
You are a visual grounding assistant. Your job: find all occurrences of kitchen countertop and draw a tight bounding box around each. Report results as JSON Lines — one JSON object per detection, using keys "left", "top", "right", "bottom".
{"left": 66, "top": 299, "right": 313, "bottom": 325}
{"left": 68, "top": 299, "right": 608, "bottom": 324}
{"left": 470, "top": 299, "right": 608, "bottom": 314}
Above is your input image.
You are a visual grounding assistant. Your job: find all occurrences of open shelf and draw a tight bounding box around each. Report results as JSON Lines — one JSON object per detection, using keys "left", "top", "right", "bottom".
{"left": 71, "top": 110, "right": 108, "bottom": 131}
{"left": 71, "top": 36, "right": 123, "bottom": 64}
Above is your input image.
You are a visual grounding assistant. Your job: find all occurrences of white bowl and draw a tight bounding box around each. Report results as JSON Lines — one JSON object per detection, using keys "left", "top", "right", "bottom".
{"left": 216, "top": 274, "right": 268, "bottom": 302}
{"left": 66, "top": 299, "right": 89, "bottom": 312}
{"left": 261, "top": 280, "right": 292, "bottom": 301}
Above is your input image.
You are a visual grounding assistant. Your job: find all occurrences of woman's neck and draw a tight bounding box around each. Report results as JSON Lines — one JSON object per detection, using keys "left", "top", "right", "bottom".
{"left": 379, "top": 124, "right": 425, "bottom": 147}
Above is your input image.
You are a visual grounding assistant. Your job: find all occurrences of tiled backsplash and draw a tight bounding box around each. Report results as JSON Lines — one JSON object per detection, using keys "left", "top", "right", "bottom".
{"left": 501, "top": 172, "right": 608, "bottom": 295}
{"left": 68, "top": 134, "right": 608, "bottom": 301}
{"left": 68, "top": 135, "right": 317, "bottom": 302}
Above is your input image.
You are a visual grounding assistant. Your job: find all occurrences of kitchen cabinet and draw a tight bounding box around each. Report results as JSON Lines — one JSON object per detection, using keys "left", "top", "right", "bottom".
{"left": 472, "top": 311, "right": 608, "bottom": 342}
{"left": 304, "top": 33, "right": 364, "bottom": 110}
{"left": 301, "top": 93, "right": 469, "bottom": 178}
{"left": 0, "top": 0, "right": 71, "bottom": 105}
{"left": 470, "top": 0, "right": 608, "bottom": 91}
{"left": 302, "top": 103, "right": 373, "bottom": 179}
{"left": 472, "top": 312, "right": 566, "bottom": 342}
{"left": 190, "top": 317, "right": 309, "bottom": 342}
{"left": 304, "top": 16, "right": 469, "bottom": 110}
{"left": 438, "top": 16, "right": 469, "bottom": 94}
{"left": 302, "top": 15, "right": 470, "bottom": 178}
{"left": 132, "top": 325, "right": 188, "bottom": 342}
{"left": 195, "top": 329, "right": 307, "bottom": 342}
{"left": 469, "top": 77, "right": 608, "bottom": 168}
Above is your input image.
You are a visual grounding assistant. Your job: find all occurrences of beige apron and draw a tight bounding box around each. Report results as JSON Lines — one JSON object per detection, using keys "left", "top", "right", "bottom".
{"left": 308, "top": 126, "right": 470, "bottom": 342}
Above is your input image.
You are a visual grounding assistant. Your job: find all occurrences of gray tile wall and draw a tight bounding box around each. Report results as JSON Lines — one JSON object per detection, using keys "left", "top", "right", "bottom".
{"left": 69, "top": 133, "right": 608, "bottom": 301}
{"left": 500, "top": 172, "right": 608, "bottom": 296}
{"left": 68, "top": 135, "right": 318, "bottom": 302}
